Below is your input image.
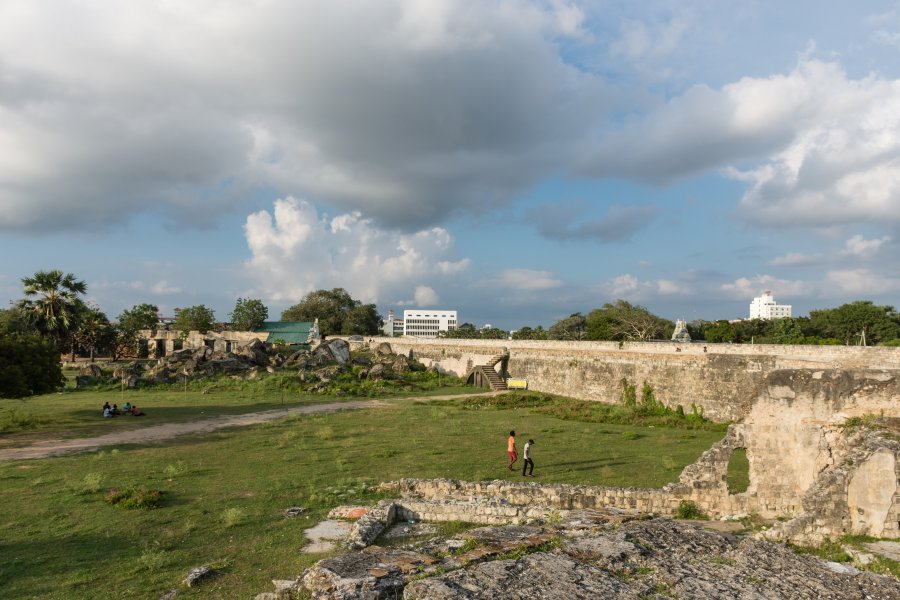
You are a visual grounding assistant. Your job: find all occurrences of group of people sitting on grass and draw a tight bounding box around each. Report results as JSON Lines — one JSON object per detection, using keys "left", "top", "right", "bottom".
{"left": 101, "top": 401, "right": 144, "bottom": 418}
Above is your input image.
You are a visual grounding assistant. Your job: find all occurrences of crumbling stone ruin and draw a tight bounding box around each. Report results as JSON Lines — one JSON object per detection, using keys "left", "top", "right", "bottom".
{"left": 255, "top": 490, "right": 900, "bottom": 599}
{"left": 75, "top": 339, "right": 420, "bottom": 391}
{"left": 376, "top": 338, "right": 900, "bottom": 545}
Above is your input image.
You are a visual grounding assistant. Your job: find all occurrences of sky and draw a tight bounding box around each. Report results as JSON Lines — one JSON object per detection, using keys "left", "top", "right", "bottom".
{"left": 3, "top": 1, "right": 900, "bottom": 330}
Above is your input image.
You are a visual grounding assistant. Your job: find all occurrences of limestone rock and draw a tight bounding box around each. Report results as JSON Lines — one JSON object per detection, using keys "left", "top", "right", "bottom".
{"left": 302, "top": 547, "right": 436, "bottom": 600}
{"left": 312, "top": 339, "right": 351, "bottom": 365}
{"left": 79, "top": 364, "right": 104, "bottom": 378}
{"left": 404, "top": 552, "right": 640, "bottom": 600}
{"left": 374, "top": 342, "right": 393, "bottom": 355}
{"left": 183, "top": 565, "right": 219, "bottom": 587}
{"left": 391, "top": 355, "right": 410, "bottom": 373}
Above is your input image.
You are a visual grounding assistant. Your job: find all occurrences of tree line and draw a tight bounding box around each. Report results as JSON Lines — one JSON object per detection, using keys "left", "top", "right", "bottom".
{"left": 5, "top": 267, "right": 900, "bottom": 398}
{"left": 443, "top": 299, "right": 900, "bottom": 346}
{"left": 1, "top": 270, "right": 382, "bottom": 398}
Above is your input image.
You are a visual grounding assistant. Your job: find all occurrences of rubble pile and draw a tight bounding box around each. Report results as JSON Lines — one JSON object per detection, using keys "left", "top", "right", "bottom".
{"left": 76, "top": 340, "right": 419, "bottom": 389}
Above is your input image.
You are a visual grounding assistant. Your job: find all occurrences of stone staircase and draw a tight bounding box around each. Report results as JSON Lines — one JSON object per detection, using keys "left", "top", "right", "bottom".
{"left": 466, "top": 352, "right": 509, "bottom": 391}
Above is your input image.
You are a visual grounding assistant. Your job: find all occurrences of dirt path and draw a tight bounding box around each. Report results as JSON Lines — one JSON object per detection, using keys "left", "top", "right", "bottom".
{"left": 0, "top": 392, "right": 501, "bottom": 461}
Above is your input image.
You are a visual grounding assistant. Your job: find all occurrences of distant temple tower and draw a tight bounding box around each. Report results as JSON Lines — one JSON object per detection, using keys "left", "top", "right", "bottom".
{"left": 671, "top": 319, "right": 691, "bottom": 343}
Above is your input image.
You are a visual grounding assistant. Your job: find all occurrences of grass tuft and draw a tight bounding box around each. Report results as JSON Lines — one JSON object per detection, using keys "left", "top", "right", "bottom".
{"left": 105, "top": 486, "right": 163, "bottom": 509}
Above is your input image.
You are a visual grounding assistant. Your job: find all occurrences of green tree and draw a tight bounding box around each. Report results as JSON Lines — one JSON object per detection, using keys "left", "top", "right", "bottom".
{"left": 808, "top": 300, "right": 900, "bottom": 345}
{"left": 115, "top": 304, "right": 160, "bottom": 359}
{"left": 0, "top": 307, "right": 35, "bottom": 337}
{"left": 0, "top": 333, "right": 64, "bottom": 398}
{"left": 549, "top": 313, "right": 587, "bottom": 340}
{"left": 281, "top": 288, "right": 380, "bottom": 335}
{"left": 174, "top": 305, "right": 216, "bottom": 336}
{"left": 512, "top": 325, "right": 549, "bottom": 340}
{"left": 701, "top": 321, "right": 736, "bottom": 343}
{"left": 73, "top": 305, "right": 115, "bottom": 360}
{"left": 17, "top": 269, "right": 87, "bottom": 354}
{"left": 585, "top": 300, "right": 673, "bottom": 341}
{"left": 770, "top": 317, "right": 805, "bottom": 344}
{"left": 229, "top": 297, "right": 269, "bottom": 331}
{"left": 731, "top": 318, "right": 772, "bottom": 344}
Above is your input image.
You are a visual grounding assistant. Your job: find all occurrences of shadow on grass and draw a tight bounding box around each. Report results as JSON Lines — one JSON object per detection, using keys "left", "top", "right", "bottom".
{"left": 0, "top": 533, "right": 136, "bottom": 597}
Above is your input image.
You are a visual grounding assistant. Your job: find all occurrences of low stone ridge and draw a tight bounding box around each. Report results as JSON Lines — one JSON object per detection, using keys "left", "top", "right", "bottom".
{"left": 274, "top": 516, "right": 900, "bottom": 599}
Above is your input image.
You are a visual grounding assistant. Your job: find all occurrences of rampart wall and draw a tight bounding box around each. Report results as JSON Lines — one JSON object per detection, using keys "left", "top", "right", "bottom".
{"left": 375, "top": 337, "right": 900, "bottom": 421}
{"left": 371, "top": 337, "right": 900, "bottom": 542}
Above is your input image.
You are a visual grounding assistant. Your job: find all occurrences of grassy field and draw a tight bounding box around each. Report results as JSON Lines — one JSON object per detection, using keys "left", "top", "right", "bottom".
{"left": 0, "top": 370, "right": 472, "bottom": 447}
{"left": 0, "top": 383, "right": 732, "bottom": 599}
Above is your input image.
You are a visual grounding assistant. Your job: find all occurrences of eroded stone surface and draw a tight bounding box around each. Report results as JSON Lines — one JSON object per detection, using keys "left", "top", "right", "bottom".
{"left": 303, "top": 520, "right": 353, "bottom": 554}
{"left": 405, "top": 520, "right": 900, "bottom": 600}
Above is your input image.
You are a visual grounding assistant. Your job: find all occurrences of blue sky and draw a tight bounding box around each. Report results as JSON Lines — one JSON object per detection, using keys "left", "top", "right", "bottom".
{"left": 3, "top": 1, "right": 900, "bottom": 330}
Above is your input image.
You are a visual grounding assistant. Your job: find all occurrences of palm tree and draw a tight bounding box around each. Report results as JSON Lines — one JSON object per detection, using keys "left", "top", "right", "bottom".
{"left": 18, "top": 269, "right": 87, "bottom": 354}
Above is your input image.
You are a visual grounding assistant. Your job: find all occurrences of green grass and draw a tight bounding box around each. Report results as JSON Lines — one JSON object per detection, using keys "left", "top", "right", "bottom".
{"left": 460, "top": 392, "right": 727, "bottom": 431}
{"left": 791, "top": 536, "right": 900, "bottom": 578}
{"left": 726, "top": 448, "right": 750, "bottom": 493}
{"left": 0, "top": 369, "right": 471, "bottom": 447}
{"left": 0, "top": 387, "right": 729, "bottom": 599}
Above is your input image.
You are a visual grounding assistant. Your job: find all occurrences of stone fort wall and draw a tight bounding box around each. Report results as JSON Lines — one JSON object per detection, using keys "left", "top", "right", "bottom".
{"left": 368, "top": 337, "right": 900, "bottom": 542}
{"left": 374, "top": 337, "right": 900, "bottom": 421}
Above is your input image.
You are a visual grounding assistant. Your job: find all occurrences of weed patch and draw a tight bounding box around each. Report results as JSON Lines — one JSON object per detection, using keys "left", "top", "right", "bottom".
{"left": 460, "top": 391, "right": 725, "bottom": 431}
{"left": 675, "top": 500, "right": 708, "bottom": 520}
{"left": 105, "top": 486, "right": 163, "bottom": 509}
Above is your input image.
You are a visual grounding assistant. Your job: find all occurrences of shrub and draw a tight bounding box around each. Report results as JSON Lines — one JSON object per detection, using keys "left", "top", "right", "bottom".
{"left": 0, "top": 333, "right": 65, "bottom": 398}
{"left": 620, "top": 378, "right": 637, "bottom": 407}
{"left": 163, "top": 460, "right": 187, "bottom": 478}
{"left": 675, "top": 500, "right": 707, "bottom": 520}
{"left": 138, "top": 548, "right": 170, "bottom": 572}
{"left": 0, "top": 408, "right": 39, "bottom": 433}
{"left": 105, "top": 486, "right": 163, "bottom": 509}
{"left": 79, "top": 472, "right": 104, "bottom": 494}
{"left": 222, "top": 507, "right": 247, "bottom": 528}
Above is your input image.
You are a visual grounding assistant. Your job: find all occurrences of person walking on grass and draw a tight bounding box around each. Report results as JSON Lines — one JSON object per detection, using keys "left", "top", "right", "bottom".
{"left": 507, "top": 430, "right": 518, "bottom": 470}
{"left": 522, "top": 439, "right": 535, "bottom": 477}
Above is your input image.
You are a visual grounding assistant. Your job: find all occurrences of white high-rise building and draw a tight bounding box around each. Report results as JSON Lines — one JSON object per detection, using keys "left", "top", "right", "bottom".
{"left": 749, "top": 290, "right": 792, "bottom": 320}
{"left": 403, "top": 309, "right": 457, "bottom": 338}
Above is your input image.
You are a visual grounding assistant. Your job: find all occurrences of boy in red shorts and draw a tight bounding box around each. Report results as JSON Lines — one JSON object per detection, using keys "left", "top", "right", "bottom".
{"left": 507, "top": 430, "right": 518, "bottom": 470}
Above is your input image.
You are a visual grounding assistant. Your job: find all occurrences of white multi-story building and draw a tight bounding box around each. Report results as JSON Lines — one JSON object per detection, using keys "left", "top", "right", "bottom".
{"left": 403, "top": 309, "right": 457, "bottom": 338}
{"left": 749, "top": 290, "right": 792, "bottom": 320}
{"left": 381, "top": 310, "right": 404, "bottom": 337}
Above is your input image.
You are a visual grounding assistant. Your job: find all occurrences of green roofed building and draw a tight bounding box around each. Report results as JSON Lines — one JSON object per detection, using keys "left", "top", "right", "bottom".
{"left": 255, "top": 320, "right": 320, "bottom": 346}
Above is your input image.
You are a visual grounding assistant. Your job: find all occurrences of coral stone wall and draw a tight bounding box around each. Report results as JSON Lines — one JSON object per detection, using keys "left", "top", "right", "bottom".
{"left": 377, "top": 337, "right": 900, "bottom": 422}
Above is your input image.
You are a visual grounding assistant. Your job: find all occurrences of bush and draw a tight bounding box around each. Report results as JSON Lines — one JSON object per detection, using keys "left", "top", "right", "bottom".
{"left": 0, "top": 334, "right": 64, "bottom": 398}
{"left": 105, "top": 486, "right": 163, "bottom": 509}
{"left": 675, "top": 500, "right": 708, "bottom": 520}
{"left": 79, "top": 473, "right": 104, "bottom": 494}
{"left": 221, "top": 507, "right": 247, "bottom": 528}
{"left": 620, "top": 378, "right": 636, "bottom": 407}
{"left": 0, "top": 408, "right": 40, "bottom": 432}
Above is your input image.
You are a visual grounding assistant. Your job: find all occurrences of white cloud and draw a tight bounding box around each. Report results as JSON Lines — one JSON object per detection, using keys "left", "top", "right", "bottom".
{"left": 720, "top": 275, "right": 812, "bottom": 299}
{"left": 497, "top": 269, "right": 564, "bottom": 291}
{"left": 825, "top": 269, "right": 900, "bottom": 295}
{"left": 769, "top": 234, "right": 890, "bottom": 266}
{"left": 0, "top": 0, "right": 608, "bottom": 233}
{"left": 841, "top": 234, "right": 890, "bottom": 258}
{"left": 149, "top": 281, "right": 182, "bottom": 295}
{"left": 611, "top": 11, "right": 693, "bottom": 68}
{"left": 243, "top": 197, "right": 469, "bottom": 304}
{"left": 413, "top": 285, "right": 439, "bottom": 306}
{"left": 595, "top": 273, "right": 691, "bottom": 300}
{"left": 580, "top": 58, "right": 900, "bottom": 230}
{"left": 768, "top": 252, "right": 825, "bottom": 267}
